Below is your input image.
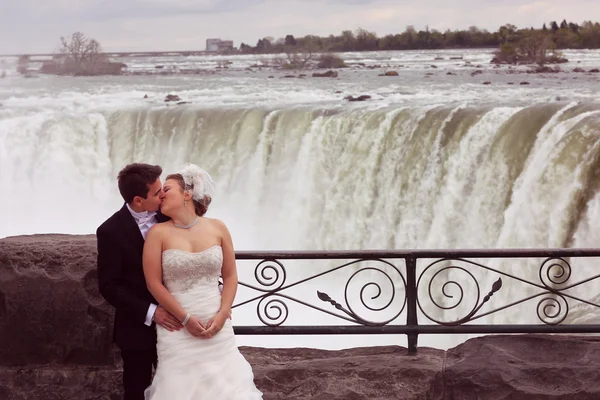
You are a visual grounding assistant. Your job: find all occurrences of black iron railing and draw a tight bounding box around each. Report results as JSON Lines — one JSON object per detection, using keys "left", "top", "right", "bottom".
{"left": 230, "top": 249, "right": 600, "bottom": 353}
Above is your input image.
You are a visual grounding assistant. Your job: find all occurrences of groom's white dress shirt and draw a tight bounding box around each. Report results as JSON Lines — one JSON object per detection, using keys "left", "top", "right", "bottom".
{"left": 126, "top": 203, "right": 158, "bottom": 326}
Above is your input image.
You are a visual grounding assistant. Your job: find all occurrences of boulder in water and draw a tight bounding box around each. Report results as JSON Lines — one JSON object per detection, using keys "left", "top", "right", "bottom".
{"left": 344, "top": 95, "right": 371, "bottom": 102}
{"left": 164, "top": 94, "right": 181, "bottom": 102}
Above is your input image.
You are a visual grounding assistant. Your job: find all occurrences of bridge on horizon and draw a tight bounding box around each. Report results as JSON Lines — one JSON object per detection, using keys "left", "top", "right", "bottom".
{"left": 0, "top": 50, "right": 221, "bottom": 58}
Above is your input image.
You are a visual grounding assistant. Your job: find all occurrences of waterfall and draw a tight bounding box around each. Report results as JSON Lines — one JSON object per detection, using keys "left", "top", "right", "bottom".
{"left": 2, "top": 101, "right": 600, "bottom": 349}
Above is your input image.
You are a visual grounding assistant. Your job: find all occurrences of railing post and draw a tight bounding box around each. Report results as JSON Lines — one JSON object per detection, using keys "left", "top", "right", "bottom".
{"left": 405, "top": 256, "right": 418, "bottom": 354}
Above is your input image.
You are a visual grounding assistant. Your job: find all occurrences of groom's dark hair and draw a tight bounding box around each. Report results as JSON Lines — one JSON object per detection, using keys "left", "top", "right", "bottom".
{"left": 117, "top": 163, "right": 163, "bottom": 204}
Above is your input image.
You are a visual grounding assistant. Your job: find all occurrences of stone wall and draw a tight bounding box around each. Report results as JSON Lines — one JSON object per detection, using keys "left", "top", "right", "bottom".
{"left": 2, "top": 234, "right": 600, "bottom": 399}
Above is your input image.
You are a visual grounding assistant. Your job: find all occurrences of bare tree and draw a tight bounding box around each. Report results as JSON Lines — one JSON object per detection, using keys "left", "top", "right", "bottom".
{"left": 287, "top": 45, "right": 315, "bottom": 68}
{"left": 38, "top": 32, "right": 124, "bottom": 76}
{"left": 58, "top": 32, "right": 107, "bottom": 74}
{"left": 272, "top": 45, "right": 316, "bottom": 69}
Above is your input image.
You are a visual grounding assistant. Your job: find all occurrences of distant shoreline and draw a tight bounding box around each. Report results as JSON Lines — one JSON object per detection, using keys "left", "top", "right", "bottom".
{"left": 0, "top": 47, "right": 501, "bottom": 58}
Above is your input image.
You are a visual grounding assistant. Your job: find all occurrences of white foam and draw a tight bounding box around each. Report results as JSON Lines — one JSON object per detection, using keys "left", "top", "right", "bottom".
{"left": 2, "top": 49, "right": 600, "bottom": 351}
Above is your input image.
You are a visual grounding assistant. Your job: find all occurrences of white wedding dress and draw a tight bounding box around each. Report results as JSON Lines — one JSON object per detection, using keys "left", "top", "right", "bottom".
{"left": 145, "top": 245, "right": 263, "bottom": 400}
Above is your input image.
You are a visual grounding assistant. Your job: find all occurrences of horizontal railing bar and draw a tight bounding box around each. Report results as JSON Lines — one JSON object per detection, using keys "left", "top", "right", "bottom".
{"left": 235, "top": 248, "right": 600, "bottom": 260}
{"left": 233, "top": 325, "right": 600, "bottom": 335}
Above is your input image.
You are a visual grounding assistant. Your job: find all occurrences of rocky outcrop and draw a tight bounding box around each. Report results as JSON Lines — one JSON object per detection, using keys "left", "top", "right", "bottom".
{"left": 247, "top": 346, "right": 444, "bottom": 399}
{"left": 2, "top": 234, "right": 600, "bottom": 399}
{"left": 39, "top": 60, "right": 125, "bottom": 76}
{"left": 164, "top": 94, "right": 181, "bottom": 102}
{"left": 345, "top": 95, "right": 372, "bottom": 102}
{"left": 0, "top": 234, "right": 119, "bottom": 399}
{"left": 443, "top": 335, "right": 600, "bottom": 399}
{"left": 528, "top": 66, "right": 561, "bottom": 73}
{"left": 0, "top": 367, "right": 122, "bottom": 400}
{"left": 312, "top": 70, "right": 338, "bottom": 78}
{"left": 0, "top": 235, "right": 112, "bottom": 367}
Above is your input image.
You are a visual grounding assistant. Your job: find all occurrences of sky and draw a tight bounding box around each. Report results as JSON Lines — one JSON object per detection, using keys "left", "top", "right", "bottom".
{"left": 1, "top": 0, "right": 599, "bottom": 54}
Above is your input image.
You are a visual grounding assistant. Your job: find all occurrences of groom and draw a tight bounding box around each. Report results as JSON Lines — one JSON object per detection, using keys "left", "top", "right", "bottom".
{"left": 96, "top": 163, "right": 183, "bottom": 400}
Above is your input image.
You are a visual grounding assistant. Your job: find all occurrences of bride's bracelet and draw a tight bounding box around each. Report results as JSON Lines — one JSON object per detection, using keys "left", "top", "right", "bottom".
{"left": 182, "top": 313, "right": 191, "bottom": 326}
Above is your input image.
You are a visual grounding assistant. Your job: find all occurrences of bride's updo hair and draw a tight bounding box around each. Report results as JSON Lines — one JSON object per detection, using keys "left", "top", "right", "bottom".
{"left": 166, "top": 173, "right": 212, "bottom": 217}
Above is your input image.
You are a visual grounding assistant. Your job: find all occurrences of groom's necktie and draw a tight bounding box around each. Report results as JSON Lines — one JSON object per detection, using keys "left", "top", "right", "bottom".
{"left": 127, "top": 205, "right": 157, "bottom": 239}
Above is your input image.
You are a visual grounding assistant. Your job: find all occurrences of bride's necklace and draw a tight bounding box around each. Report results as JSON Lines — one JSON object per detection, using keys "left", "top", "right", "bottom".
{"left": 173, "top": 216, "right": 199, "bottom": 229}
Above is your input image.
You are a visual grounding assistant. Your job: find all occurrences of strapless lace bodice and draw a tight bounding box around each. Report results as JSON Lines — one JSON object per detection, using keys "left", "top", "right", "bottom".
{"left": 161, "top": 245, "right": 223, "bottom": 293}
{"left": 148, "top": 244, "right": 263, "bottom": 400}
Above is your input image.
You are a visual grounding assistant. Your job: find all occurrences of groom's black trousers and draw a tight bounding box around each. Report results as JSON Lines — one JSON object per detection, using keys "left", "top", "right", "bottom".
{"left": 121, "top": 348, "right": 158, "bottom": 400}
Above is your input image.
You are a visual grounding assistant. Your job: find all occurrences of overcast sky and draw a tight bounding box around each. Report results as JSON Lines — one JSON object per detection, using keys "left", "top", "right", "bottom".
{"left": 1, "top": 0, "right": 598, "bottom": 54}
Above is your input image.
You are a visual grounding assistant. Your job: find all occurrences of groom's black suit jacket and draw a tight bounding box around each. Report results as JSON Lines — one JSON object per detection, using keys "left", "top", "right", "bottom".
{"left": 96, "top": 204, "right": 169, "bottom": 351}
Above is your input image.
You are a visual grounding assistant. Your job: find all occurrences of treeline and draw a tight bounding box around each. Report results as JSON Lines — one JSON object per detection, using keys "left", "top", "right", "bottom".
{"left": 239, "top": 20, "right": 600, "bottom": 53}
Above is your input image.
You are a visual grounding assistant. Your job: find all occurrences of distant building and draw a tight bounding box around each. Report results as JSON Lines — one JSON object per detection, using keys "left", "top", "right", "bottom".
{"left": 206, "top": 38, "right": 234, "bottom": 53}
{"left": 218, "top": 40, "right": 234, "bottom": 52}
{"left": 206, "top": 39, "right": 221, "bottom": 52}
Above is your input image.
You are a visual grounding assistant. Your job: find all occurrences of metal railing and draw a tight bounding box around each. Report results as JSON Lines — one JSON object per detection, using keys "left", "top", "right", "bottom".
{"left": 230, "top": 248, "right": 600, "bottom": 353}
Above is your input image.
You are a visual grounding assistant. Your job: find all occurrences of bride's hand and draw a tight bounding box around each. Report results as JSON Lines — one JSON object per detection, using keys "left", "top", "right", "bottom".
{"left": 184, "top": 315, "right": 206, "bottom": 337}
{"left": 201, "top": 310, "right": 228, "bottom": 338}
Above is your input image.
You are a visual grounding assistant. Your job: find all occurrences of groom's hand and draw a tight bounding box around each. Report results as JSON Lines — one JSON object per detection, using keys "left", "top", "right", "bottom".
{"left": 154, "top": 306, "right": 183, "bottom": 332}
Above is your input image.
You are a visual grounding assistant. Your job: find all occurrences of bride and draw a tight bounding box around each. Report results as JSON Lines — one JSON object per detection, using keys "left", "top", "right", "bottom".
{"left": 142, "top": 164, "right": 263, "bottom": 399}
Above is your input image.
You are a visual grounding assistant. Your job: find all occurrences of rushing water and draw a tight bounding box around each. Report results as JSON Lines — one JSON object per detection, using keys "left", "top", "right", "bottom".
{"left": 2, "top": 48, "right": 600, "bottom": 350}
